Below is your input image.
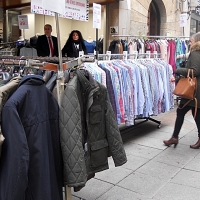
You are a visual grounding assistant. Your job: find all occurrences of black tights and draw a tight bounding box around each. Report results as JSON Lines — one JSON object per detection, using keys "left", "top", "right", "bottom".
{"left": 172, "top": 105, "right": 200, "bottom": 138}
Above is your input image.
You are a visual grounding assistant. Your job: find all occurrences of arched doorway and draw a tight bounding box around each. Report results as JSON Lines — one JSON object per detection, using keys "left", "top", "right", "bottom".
{"left": 147, "top": 0, "right": 167, "bottom": 36}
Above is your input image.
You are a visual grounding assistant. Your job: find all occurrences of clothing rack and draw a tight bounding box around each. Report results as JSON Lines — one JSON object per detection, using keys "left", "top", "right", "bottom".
{"left": 112, "top": 35, "right": 190, "bottom": 39}
{"left": 0, "top": 55, "right": 95, "bottom": 200}
{"left": 96, "top": 56, "right": 165, "bottom": 128}
{"left": 97, "top": 51, "right": 161, "bottom": 60}
{"left": 0, "top": 55, "right": 95, "bottom": 71}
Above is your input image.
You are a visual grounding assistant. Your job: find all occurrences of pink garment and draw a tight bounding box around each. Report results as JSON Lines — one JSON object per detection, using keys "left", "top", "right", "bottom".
{"left": 168, "top": 40, "right": 176, "bottom": 72}
{"left": 159, "top": 40, "right": 168, "bottom": 62}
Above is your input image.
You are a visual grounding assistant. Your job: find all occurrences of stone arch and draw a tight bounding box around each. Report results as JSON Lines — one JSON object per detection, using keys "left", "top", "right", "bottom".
{"left": 147, "top": 0, "right": 167, "bottom": 36}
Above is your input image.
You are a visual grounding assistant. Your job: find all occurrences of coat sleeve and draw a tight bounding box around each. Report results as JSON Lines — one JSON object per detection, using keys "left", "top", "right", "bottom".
{"left": 105, "top": 92, "right": 127, "bottom": 167}
{"left": 59, "top": 79, "right": 87, "bottom": 187}
{"left": 61, "top": 42, "right": 69, "bottom": 57}
{"left": 176, "top": 51, "right": 200, "bottom": 77}
{"left": 0, "top": 106, "right": 29, "bottom": 200}
{"left": 36, "top": 36, "right": 45, "bottom": 57}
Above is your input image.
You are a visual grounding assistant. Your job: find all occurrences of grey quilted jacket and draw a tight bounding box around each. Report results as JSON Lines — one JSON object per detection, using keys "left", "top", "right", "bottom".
{"left": 59, "top": 69, "right": 127, "bottom": 189}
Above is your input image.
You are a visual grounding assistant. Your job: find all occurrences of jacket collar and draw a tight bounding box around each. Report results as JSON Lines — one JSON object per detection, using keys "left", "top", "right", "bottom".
{"left": 190, "top": 41, "right": 200, "bottom": 52}
{"left": 76, "top": 69, "right": 98, "bottom": 93}
{"left": 19, "top": 75, "right": 44, "bottom": 87}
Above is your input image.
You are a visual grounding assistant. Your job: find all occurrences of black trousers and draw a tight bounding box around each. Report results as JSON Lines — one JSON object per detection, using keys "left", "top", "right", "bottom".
{"left": 172, "top": 104, "right": 200, "bottom": 138}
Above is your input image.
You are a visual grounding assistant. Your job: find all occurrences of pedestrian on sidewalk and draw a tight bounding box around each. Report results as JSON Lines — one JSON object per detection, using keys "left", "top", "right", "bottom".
{"left": 163, "top": 32, "right": 200, "bottom": 149}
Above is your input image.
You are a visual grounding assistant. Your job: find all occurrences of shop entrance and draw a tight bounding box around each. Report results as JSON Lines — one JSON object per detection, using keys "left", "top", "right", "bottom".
{"left": 148, "top": 0, "right": 160, "bottom": 35}
{"left": 147, "top": 0, "right": 166, "bottom": 36}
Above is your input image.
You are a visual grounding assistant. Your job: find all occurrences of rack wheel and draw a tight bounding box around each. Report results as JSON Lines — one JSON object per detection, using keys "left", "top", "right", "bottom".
{"left": 157, "top": 124, "right": 161, "bottom": 129}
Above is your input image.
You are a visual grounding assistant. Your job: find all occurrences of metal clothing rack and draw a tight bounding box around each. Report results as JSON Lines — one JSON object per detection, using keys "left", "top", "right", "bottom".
{"left": 97, "top": 51, "right": 161, "bottom": 60}
{"left": 112, "top": 35, "right": 190, "bottom": 39}
{"left": 96, "top": 55, "right": 163, "bottom": 128}
{"left": 119, "top": 117, "right": 161, "bottom": 134}
{"left": 0, "top": 55, "right": 95, "bottom": 200}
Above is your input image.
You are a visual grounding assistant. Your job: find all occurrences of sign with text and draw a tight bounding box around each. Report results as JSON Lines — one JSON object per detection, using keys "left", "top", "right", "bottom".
{"left": 64, "top": 0, "right": 88, "bottom": 21}
{"left": 180, "top": 13, "right": 187, "bottom": 27}
{"left": 31, "top": 0, "right": 89, "bottom": 21}
{"left": 93, "top": 3, "right": 101, "bottom": 29}
{"left": 42, "top": 0, "right": 65, "bottom": 15}
{"left": 18, "top": 15, "right": 29, "bottom": 29}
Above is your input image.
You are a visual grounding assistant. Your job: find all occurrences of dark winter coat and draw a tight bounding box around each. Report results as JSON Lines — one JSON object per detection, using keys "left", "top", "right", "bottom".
{"left": 59, "top": 69, "right": 127, "bottom": 189}
{"left": 61, "top": 41, "right": 87, "bottom": 57}
{"left": 0, "top": 75, "right": 63, "bottom": 200}
{"left": 175, "top": 41, "right": 200, "bottom": 108}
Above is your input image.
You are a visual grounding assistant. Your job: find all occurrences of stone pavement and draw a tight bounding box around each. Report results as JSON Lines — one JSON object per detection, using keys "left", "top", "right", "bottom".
{"left": 69, "top": 106, "right": 200, "bottom": 200}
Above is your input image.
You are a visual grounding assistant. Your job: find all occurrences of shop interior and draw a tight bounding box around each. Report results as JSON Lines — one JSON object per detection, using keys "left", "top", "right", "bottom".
{"left": 0, "top": 0, "right": 114, "bottom": 53}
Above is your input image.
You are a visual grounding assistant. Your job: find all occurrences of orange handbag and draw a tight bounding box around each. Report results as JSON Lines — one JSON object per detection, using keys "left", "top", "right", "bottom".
{"left": 173, "top": 69, "right": 198, "bottom": 118}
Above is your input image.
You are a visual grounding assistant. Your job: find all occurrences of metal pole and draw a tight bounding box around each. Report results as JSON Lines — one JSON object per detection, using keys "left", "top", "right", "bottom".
{"left": 55, "top": 13, "right": 63, "bottom": 71}
{"left": 54, "top": 12, "right": 72, "bottom": 200}
{"left": 96, "top": 28, "right": 99, "bottom": 59}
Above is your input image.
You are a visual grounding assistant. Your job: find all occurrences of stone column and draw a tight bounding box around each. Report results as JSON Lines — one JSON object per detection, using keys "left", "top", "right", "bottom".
{"left": 106, "top": 0, "right": 131, "bottom": 49}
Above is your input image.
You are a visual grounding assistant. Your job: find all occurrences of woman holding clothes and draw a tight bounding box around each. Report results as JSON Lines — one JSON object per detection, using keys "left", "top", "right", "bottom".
{"left": 62, "top": 30, "right": 87, "bottom": 58}
{"left": 163, "top": 32, "right": 200, "bottom": 149}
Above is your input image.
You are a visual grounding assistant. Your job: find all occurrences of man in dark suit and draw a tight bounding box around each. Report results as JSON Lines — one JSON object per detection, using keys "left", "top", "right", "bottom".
{"left": 36, "top": 24, "right": 58, "bottom": 57}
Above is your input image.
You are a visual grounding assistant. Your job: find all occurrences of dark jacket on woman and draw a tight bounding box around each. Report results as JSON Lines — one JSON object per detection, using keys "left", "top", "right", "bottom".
{"left": 175, "top": 41, "right": 200, "bottom": 108}
{"left": 59, "top": 69, "right": 127, "bottom": 190}
{"left": 0, "top": 75, "right": 63, "bottom": 200}
{"left": 62, "top": 40, "right": 87, "bottom": 57}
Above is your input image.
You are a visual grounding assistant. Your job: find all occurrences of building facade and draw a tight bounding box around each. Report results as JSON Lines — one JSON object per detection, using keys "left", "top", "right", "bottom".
{"left": 1, "top": 0, "right": 200, "bottom": 51}
{"left": 107, "top": 0, "right": 194, "bottom": 39}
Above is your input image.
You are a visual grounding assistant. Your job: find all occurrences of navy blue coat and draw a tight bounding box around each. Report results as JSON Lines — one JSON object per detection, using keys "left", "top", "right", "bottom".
{"left": 0, "top": 75, "right": 63, "bottom": 200}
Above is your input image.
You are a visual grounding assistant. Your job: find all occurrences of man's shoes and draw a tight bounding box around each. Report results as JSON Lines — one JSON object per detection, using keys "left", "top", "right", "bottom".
{"left": 190, "top": 138, "right": 200, "bottom": 149}
{"left": 163, "top": 137, "right": 178, "bottom": 148}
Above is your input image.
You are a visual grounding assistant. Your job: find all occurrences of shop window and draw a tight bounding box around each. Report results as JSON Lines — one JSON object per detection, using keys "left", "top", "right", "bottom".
{"left": 190, "top": 18, "right": 197, "bottom": 35}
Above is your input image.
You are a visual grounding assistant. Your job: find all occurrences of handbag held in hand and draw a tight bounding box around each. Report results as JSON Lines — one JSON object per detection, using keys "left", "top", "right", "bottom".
{"left": 173, "top": 69, "right": 198, "bottom": 118}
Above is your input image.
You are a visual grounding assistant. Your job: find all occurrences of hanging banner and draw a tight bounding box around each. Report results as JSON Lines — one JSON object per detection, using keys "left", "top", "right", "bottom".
{"left": 31, "top": 0, "right": 55, "bottom": 16}
{"left": 18, "top": 15, "right": 29, "bottom": 29}
{"left": 180, "top": 13, "right": 187, "bottom": 27}
{"left": 42, "top": 0, "right": 65, "bottom": 15}
{"left": 31, "top": 0, "right": 89, "bottom": 21}
{"left": 93, "top": 3, "right": 101, "bottom": 29}
{"left": 64, "top": 0, "right": 88, "bottom": 21}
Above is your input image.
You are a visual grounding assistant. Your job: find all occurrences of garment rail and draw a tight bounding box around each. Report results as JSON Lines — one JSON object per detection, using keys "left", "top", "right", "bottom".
{"left": 119, "top": 117, "right": 161, "bottom": 134}
{"left": 112, "top": 35, "right": 190, "bottom": 39}
{"left": 0, "top": 55, "right": 95, "bottom": 71}
{"left": 96, "top": 56, "right": 166, "bottom": 129}
{"left": 0, "top": 55, "right": 95, "bottom": 63}
{"left": 97, "top": 51, "right": 161, "bottom": 60}
{"left": 0, "top": 56, "right": 95, "bottom": 200}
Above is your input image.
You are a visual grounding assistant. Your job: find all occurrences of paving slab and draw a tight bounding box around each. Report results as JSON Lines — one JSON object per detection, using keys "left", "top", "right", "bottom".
{"left": 124, "top": 143, "right": 163, "bottom": 159}
{"left": 117, "top": 172, "right": 167, "bottom": 198}
{"left": 71, "top": 178, "right": 113, "bottom": 200}
{"left": 96, "top": 185, "right": 150, "bottom": 200}
{"left": 152, "top": 182, "right": 200, "bottom": 200}
{"left": 171, "top": 168, "right": 200, "bottom": 189}
{"left": 153, "top": 146, "right": 193, "bottom": 168}
{"left": 94, "top": 165, "right": 132, "bottom": 185}
{"left": 136, "top": 159, "right": 181, "bottom": 180}
{"left": 184, "top": 157, "right": 200, "bottom": 172}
